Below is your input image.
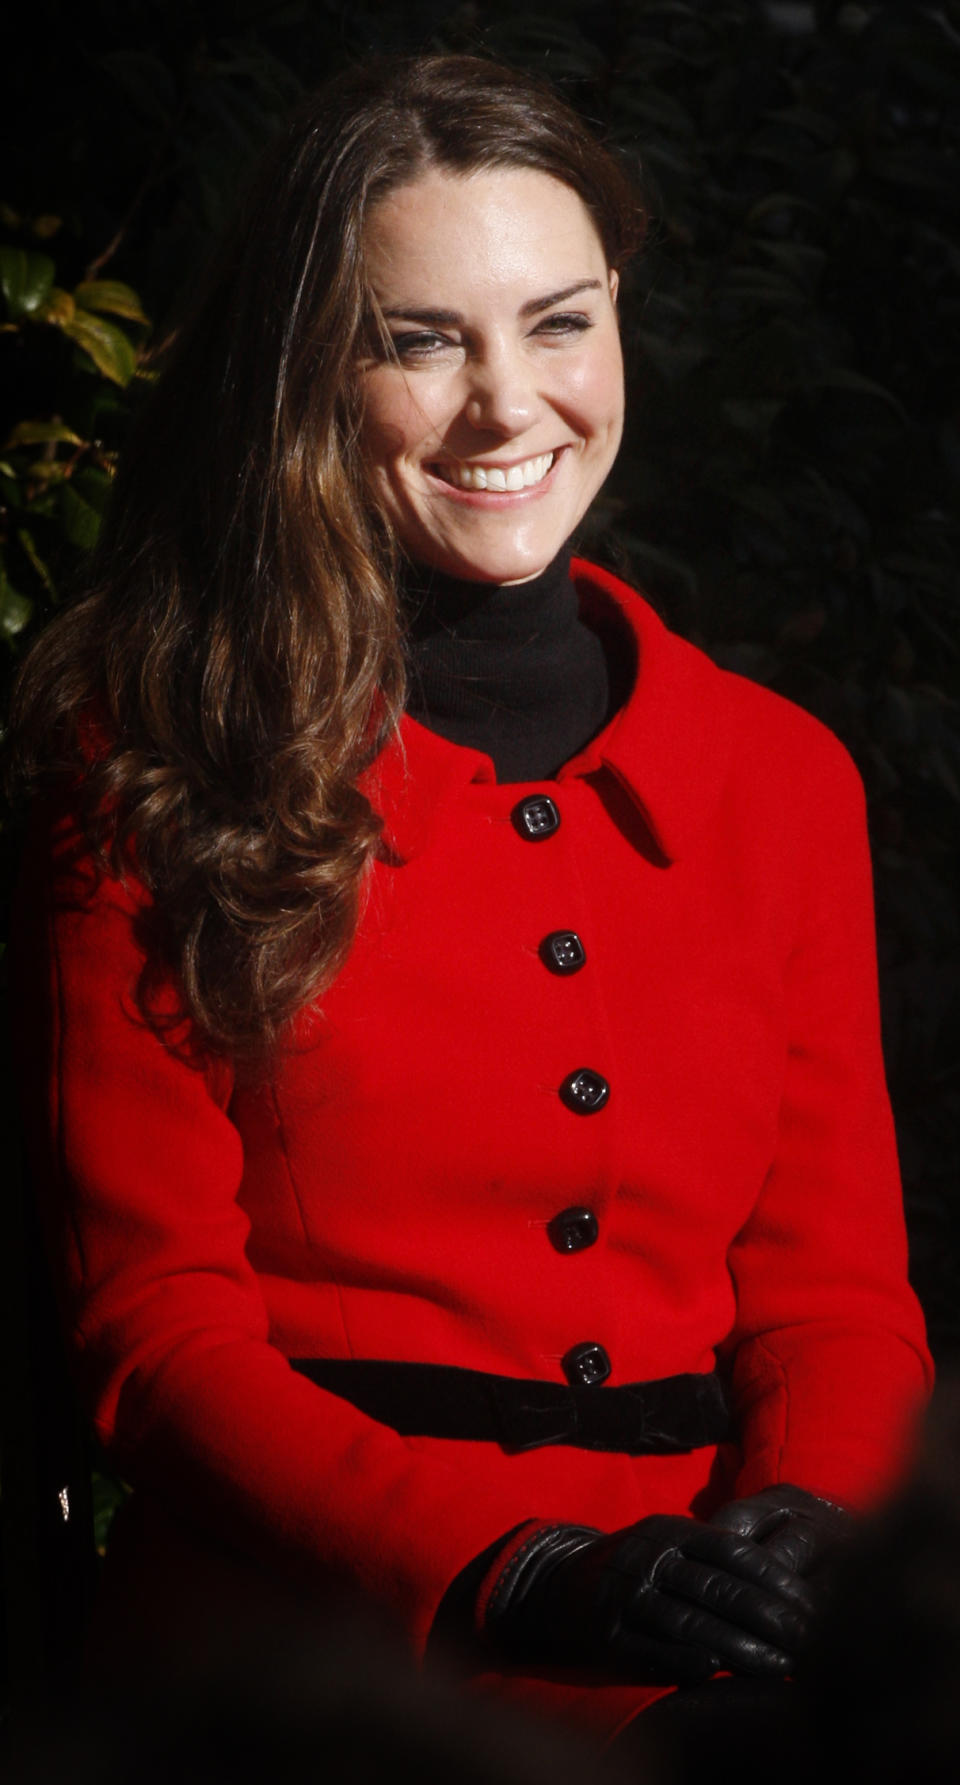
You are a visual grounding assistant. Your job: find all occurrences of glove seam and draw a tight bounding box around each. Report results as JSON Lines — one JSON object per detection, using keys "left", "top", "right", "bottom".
{"left": 478, "top": 1521, "right": 600, "bottom": 1637}
{"left": 474, "top": 1519, "right": 553, "bottom": 1635}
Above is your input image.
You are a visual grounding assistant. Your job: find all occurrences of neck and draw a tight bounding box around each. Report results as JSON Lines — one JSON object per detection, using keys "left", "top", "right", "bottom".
{"left": 402, "top": 547, "right": 576, "bottom": 639}
{"left": 400, "top": 548, "right": 613, "bottom": 782}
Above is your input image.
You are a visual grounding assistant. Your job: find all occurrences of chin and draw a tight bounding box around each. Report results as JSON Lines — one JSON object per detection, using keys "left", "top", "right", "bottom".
{"left": 446, "top": 556, "right": 554, "bottom": 586}
{"left": 409, "top": 533, "right": 566, "bottom": 586}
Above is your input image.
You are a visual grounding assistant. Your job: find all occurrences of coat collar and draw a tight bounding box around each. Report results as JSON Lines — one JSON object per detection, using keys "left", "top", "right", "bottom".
{"left": 358, "top": 560, "right": 732, "bottom": 865}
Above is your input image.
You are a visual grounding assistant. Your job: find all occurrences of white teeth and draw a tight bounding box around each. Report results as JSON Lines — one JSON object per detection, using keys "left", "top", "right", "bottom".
{"left": 438, "top": 452, "right": 555, "bottom": 492}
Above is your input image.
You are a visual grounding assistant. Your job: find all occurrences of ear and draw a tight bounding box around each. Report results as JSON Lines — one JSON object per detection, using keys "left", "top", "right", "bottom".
{"left": 608, "top": 267, "right": 620, "bottom": 307}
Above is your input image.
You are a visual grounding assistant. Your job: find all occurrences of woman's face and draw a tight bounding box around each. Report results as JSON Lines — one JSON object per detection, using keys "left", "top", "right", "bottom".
{"left": 358, "top": 166, "right": 624, "bottom": 584}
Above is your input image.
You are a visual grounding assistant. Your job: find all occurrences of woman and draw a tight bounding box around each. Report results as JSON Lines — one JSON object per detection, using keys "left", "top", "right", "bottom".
{"left": 8, "top": 53, "right": 932, "bottom": 1744}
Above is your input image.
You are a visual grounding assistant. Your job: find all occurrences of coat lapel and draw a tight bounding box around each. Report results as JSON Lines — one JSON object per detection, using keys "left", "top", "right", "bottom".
{"left": 358, "top": 560, "right": 733, "bottom": 866}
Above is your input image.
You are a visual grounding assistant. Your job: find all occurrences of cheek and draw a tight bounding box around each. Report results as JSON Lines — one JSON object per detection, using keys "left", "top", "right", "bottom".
{"left": 361, "top": 373, "right": 451, "bottom": 469}
{"left": 561, "top": 341, "right": 624, "bottom": 437}
{"left": 360, "top": 382, "right": 412, "bottom": 465}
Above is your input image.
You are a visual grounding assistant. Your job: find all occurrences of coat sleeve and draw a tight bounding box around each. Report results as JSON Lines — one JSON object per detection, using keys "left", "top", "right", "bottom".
{"left": 12, "top": 803, "right": 535, "bottom": 1651}
{"left": 723, "top": 734, "right": 933, "bottom": 1509}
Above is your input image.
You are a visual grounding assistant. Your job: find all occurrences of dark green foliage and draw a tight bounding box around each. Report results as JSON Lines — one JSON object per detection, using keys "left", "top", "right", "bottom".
{"left": 0, "top": 236, "right": 150, "bottom": 649}
{"left": 1, "top": 3, "right": 957, "bottom": 1342}
{"left": 585, "top": 2, "right": 960, "bottom": 1358}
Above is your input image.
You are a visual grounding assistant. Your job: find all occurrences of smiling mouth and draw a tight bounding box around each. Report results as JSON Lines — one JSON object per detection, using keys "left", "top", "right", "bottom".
{"left": 429, "top": 451, "right": 556, "bottom": 492}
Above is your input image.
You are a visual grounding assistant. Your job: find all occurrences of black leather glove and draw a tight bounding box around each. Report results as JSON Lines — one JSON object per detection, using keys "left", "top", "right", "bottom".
{"left": 709, "top": 1484, "right": 852, "bottom": 1578}
{"left": 482, "top": 1515, "right": 815, "bottom": 1683}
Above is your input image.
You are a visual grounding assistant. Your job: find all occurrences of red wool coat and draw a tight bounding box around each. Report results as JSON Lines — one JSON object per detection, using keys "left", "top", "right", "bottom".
{"left": 16, "top": 560, "right": 932, "bottom": 1736}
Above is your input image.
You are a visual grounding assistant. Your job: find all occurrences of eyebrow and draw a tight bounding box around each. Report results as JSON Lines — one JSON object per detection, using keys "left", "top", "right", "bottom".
{"left": 379, "top": 279, "right": 604, "bottom": 327}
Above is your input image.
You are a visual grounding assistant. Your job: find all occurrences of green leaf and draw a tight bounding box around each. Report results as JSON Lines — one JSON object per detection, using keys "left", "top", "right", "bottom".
{"left": 745, "top": 193, "right": 821, "bottom": 231}
{"left": 98, "top": 49, "right": 177, "bottom": 124}
{"left": 730, "top": 486, "right": 791, "bottom": 528}
{"left": 718, "top": 270, "right": 809, "bottom": 312}
{"left": 756, "top": 242, "right": 827, "bottom": 294}
{"left": 74, "top": 280, "right": 149, "bottom": 323}
{"left": 0, "top": 246, "right": 56, "bottom": 320}
{"left": 813, "top": 369, "right": 908, "bottom": 422}
{"left": 721, "top": 399, "right": 786, "bottom": 436}
{"left": 761, "top": 107, "right": 838, "bottom": 147}
{"left": 865, "top": 149, "right": 954, "bottom": 197}
{"left": 72, "top": 465, "right": 112, "bottom": 512}
{"left": 0, "top": 570, "right": 34, "bottom": 639}
{"left": 625, "top": 539, "right": 699, "bottom": 602}
{"left": 41, "top": 287, "right": 75, "bottom": 324}
{"left": 16, "top": 526, "right": 57, "bottom": 597}
{"left": 881, "top": 553, "right": 954, "bottom": 588}
{"left": 61, "top": 310, "right": 137, "bottom": 386}
{"left": 24, "top": 459, "right": 69, "bottom": 485}
{"left": 638, "top": 142, "right": 696, "bottom": 181}
{"left": 59, "top": 479, "right": 104, "bottom": 549}
{"left": 927, "top": 746, "right": 960, "bottom": 803}
{"left": 92, "top": 1465, "right": 131, "bottom": 1555}
{"left": 6, "top": 419, "right": 84, "bottom": 448}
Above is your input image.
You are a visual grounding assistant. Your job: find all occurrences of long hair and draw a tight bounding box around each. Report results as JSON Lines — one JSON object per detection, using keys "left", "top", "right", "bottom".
{"left": 7, "top": 54, "right": 644, "bottom": 1066}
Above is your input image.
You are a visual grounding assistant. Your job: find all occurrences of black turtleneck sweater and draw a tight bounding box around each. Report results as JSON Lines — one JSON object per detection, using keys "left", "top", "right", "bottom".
{"left": 401, "top": 548, "right": 625, "bottom": 784}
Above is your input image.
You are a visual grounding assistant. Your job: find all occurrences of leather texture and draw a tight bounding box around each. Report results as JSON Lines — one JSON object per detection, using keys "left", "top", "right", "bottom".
{"left": 484, "top": 1514, "right": 813, "bottom": 1680}
{"left": 710, "top": 1483, "right": 852, "bottom": 1577}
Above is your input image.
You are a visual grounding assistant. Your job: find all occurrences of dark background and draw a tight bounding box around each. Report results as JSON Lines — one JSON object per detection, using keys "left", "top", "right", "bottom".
{"left": 2, "top": 0, "right": 958, "bottom": 1357}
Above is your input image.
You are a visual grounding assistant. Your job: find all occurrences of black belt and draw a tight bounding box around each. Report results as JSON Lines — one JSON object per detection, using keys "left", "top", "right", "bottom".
{"left": 290, "top": 1358, "right": 734, "bottom": 1456}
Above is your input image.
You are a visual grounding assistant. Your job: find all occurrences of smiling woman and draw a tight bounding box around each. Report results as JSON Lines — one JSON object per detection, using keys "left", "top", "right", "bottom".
{"left": 360, "top": 168, "right": 623, "bottom": 584}
{"left": 6, "top": 51, "right": 932, "bottom": 1760}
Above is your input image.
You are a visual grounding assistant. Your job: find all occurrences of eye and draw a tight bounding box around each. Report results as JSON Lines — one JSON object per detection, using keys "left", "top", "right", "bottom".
{"left": 388, "top": 330, "right": 457, "bottom": 363}
{"left": 533, "top": 311, "right": 594, "bottom": 339}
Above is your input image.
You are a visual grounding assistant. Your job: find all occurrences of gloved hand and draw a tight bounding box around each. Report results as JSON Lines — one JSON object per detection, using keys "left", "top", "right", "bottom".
{"left": 709, "top": 1484, "right": 852, "bottom": 1578}
{"left": 481, "top": 1514, "right": 815, "bottom": 1683}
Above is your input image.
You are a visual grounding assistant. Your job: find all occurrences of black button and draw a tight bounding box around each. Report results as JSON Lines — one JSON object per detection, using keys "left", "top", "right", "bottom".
{"left": 547, "top": 1206, "right": 599, "bottom": 1254}
{"left": 559, "top": 1068, "right": 610, "bottom": 1114}
{"left": 512, "top": 796, "right": 561, "bottom": 841}
{"left": 540, "top": 931, "right": 587, "bottom": 976}
{"left": 562, "top": 1341, "right": 611, "bottom": 1387}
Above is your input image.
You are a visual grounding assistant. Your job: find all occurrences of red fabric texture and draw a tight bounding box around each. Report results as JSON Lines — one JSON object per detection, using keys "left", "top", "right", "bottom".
{"left": 13, "top": 561, "right": 932, "bottom": 1736}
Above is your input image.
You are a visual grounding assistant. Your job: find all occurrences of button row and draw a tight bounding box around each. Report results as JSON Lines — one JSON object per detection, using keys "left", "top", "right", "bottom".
{"left": 513, "top": 795, "right": 608, "bottom": 1380}
{"left": 514, "top": 798, "right": 585, "bottom": 977}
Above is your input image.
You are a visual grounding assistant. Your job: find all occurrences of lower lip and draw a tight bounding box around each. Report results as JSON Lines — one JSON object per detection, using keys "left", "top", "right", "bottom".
{"left": 423, "top": 450, "right": 566, "bottom": 509}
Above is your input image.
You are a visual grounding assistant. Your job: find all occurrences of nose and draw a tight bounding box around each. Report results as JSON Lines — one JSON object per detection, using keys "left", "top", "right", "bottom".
{"left": 463, "top": 343, "right": 539, "bottom": 437}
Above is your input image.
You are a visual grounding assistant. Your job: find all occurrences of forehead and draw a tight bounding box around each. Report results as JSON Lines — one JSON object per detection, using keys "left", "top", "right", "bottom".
{"left": 363, "top": 166, "right": 608, "bottom": 303}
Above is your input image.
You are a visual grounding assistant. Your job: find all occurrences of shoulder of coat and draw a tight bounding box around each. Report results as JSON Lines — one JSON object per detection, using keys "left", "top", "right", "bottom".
{"left": 572, "top": 557, "right": 864, "bottom": 816}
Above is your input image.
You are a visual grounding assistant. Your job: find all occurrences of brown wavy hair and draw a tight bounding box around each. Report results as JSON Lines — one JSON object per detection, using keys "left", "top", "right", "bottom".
{"left": 7, "top": 53, "right": 644, "bottom": 1066}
